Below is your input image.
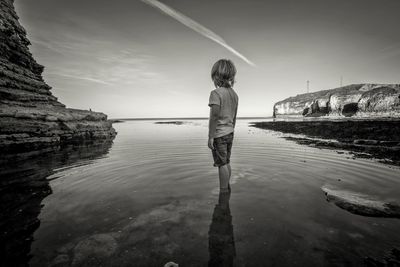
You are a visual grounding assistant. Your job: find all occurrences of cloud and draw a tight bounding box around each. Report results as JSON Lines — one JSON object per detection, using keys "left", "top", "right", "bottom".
{"left": 379, "top": 42, "right": 400, "bottom": 59}
{"left": 140, "top": 0, "right": 255, "bottom": 67}
{"left": 33, "top": 33, "right": 165, "bottom": 88}
{"left": 46, "top": 72, "right": 112, "bottom": 85}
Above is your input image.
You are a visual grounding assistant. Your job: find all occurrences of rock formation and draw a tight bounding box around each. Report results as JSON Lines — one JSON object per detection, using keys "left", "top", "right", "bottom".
{"left": 0, "top": 0, "right": 116, "bottom": 152}
{"left": 251, "top": 120, "right": 400, "bottom": 165}
{"left": 273, "top": 84, "right": 400, "bottom": 118}
{"left": 322, "top": 186, "right": 400, "bottom": 218}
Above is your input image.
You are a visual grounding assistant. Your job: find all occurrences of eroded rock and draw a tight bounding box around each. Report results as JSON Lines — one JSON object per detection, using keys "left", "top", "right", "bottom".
{"left": 0, "top": 0, "right": 116, "bottom": 152}
{"left": 322, "top": 186, "right": 400, "bottom": 218}
{"left": 273, "top": 84, "right": 400, "bottom": 118}
{"left": 358, "top": 86, "right": 400, "bottom": 115}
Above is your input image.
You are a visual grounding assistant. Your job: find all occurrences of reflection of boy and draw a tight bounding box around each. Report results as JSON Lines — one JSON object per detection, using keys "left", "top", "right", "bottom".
{"left": 208, "top": 191, "right": 236, "bottom": 266}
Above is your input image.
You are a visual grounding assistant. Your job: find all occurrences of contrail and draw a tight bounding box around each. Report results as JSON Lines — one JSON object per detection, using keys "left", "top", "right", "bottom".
{"left": 140, "top": 0, "right": 256, "bottom": 66}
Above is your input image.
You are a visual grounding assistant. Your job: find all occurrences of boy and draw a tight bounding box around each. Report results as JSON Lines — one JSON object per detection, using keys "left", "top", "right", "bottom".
{"left": 208, "top": 59, "right": 239, "bottom": 193}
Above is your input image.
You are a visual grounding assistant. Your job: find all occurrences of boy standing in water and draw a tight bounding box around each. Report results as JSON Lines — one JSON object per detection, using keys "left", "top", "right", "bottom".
{"left": 208, "top": 59, "right": 239, "bottom": 193}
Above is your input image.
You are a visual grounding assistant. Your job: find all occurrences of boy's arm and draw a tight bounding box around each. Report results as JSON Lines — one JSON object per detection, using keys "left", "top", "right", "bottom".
{"left": 208, "top": 104, "right": 220, "bottom": 149}
{"left": 233, "top": 106, "right": 238, "bottom": 127}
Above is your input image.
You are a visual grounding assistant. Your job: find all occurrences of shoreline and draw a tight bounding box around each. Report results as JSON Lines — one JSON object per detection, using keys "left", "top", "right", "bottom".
{"left": 251, "top": 119, "right": 400, "bottom": 165}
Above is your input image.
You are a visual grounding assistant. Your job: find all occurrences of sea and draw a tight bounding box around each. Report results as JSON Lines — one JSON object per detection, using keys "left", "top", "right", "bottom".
{"left": 3, "top": 118, "right": 400, "bottom": 266}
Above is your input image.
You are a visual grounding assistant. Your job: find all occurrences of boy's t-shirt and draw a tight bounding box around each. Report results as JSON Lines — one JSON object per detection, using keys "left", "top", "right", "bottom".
{"left": 208, "top": 87, "right": 239, "bottom": 138}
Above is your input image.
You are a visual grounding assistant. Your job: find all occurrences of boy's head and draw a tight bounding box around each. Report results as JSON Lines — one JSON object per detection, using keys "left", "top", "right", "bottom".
{"left": 211, "top": 59, "right": 236, "bottom": 88}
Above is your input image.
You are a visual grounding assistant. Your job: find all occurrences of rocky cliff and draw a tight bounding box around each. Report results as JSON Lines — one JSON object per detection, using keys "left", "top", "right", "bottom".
{"left": 273, "top": 83, "right": 400, "bottom": 118}
{"left": 0, "top": 0, "right": 116, "bottom": 152}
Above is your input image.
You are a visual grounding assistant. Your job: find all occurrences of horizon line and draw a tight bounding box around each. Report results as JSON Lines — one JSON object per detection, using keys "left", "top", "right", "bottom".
{"left": 110, "top": 116, "right": 273, "bottom": 121}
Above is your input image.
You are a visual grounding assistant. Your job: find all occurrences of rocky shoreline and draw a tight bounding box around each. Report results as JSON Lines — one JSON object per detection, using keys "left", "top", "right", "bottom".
{"left": 0, "top": 0, "right": 116, "bottom": 153}
{"left": 155, "top": 121, "right": 185, "bottom": 125}
{"left": 251, "top": 119, "right": 400, "bottom": 165}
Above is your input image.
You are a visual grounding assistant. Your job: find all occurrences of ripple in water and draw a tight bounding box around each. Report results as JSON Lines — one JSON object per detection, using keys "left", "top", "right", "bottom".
{"left": 18, "top": 120, "right": 400, "bottom": 266}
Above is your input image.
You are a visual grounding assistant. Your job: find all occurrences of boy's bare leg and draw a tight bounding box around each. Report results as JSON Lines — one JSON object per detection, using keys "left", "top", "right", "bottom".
{"left": 227, "top": 163, "right": 232, "bottom": 189}
{"left": 218, "top": 165, "right": 230, "bottom": 192}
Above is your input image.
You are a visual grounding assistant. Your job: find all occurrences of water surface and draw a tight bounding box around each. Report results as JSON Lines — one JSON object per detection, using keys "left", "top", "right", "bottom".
{"left": 9, "top": 120, "right": 400, "bottom": 266}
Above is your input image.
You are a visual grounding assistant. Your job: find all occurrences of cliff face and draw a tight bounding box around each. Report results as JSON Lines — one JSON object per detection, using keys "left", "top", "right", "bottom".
{"left": 0, "top": 0, "right": 116, "bottom": 152}
{"left": 274, "top": 84, "right": 400, "bottom": 118}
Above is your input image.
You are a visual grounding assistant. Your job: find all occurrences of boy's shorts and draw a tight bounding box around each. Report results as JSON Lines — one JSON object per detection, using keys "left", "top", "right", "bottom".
{"left": 212, "top": 132, "right": 234, "bottom": 167}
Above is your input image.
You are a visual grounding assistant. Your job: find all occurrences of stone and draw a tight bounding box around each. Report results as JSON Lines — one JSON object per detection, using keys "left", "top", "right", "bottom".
{"left": 322, "top": 186, "right": 400, "bottom": 218}
{"left": 164, "top": 262, "right": 179, "bottom": 267}
{"left": 353, "top": 139, "right": 379, "bottom": 145}
{"left": 72, "top": 234, "right": 117, "bottom": 266}
{"left": 364, "top": 248, "right": 400, "bottom": 266}
{"left": 50, "top": 254, "right": 70, "bottom": 267}
{"left": 250, "top": 120, "right": 400, "bottom": 165}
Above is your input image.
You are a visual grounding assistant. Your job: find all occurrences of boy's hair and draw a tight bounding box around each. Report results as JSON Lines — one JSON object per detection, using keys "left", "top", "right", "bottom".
{"left": 211, "top": 59, "right": 236, "bottom": 88}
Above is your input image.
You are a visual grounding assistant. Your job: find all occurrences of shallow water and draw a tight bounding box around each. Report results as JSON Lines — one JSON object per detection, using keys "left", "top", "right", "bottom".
{"left": 4, "top": 119, "right": 400, "bottom": 266}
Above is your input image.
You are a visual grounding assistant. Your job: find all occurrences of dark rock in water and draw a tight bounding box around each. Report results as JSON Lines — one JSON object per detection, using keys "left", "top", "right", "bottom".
{"left": 353, "top": 139, "right": 379, "bottom": 145}
{"left": 0, "top": 0, "right": 116, "bottom": 152}
{"left": 51, "top": 254, "right": 70, "bottom": 267}
{"left": 364, "top": 248, "right": 400, "bottom": 267}
{"left": 321, "top": 186, "right": 400, "bottom": 218}
{"left": 155, "top": 121, "right": 185, "bottom": 125}
{"left": 251, "top": 120, "right": 400, "bottom": 165}
{"left": 0, "top": 140, "right": 113, "bottom": 267}
{"left": 72, "top": 234, "right": 117, "bottom": 266}
{"left": 251, "top": 120, "right": 400, "bottom": 143}
{"left": 273, "top": 84, "right": 400, "bottom": 118}
{"left": 109, "top": 119, "right": 125, "bottom": 124}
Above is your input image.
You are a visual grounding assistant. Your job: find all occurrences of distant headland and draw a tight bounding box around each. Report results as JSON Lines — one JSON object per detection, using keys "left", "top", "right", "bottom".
{"left": 273, "top": 84, "right": 400, "bottom": 118}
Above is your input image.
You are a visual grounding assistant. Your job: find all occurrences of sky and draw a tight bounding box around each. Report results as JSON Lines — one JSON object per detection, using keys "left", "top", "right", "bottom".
{"left": 15, "top": 0, "right": 400, "bottom": 118}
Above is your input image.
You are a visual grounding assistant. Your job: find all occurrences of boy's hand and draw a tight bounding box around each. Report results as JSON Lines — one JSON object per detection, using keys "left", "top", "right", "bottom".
{"left": 208, "top": 138, "right": 214, "bottom": 150}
